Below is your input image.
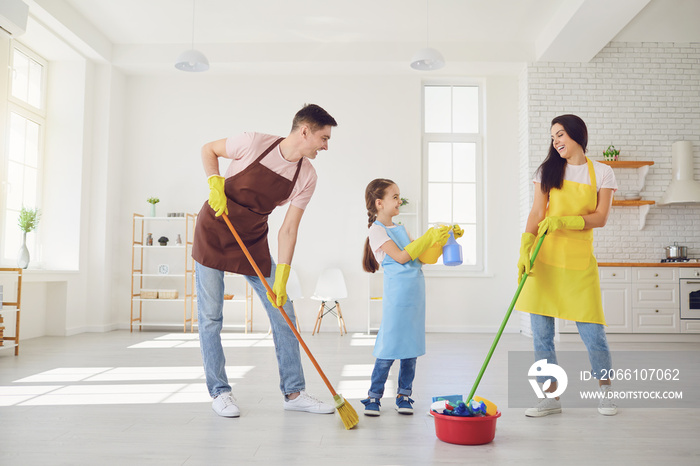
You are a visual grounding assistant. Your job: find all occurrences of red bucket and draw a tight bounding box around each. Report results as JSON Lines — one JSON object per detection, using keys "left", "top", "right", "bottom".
{"left": 432, "top": 410, "right": 502, "bottom": 445}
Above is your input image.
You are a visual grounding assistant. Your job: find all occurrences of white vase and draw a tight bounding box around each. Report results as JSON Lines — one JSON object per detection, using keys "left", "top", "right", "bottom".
{"left": 17, "top": 232, "right": 30, "bottom": 269}
{"left": 150, "top": 203, "right": 156, "bottom": 217}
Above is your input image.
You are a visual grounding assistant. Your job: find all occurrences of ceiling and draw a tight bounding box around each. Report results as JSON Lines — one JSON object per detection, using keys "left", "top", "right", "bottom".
{"left": 22, "top": 0, "right": 700, "bottom": 75}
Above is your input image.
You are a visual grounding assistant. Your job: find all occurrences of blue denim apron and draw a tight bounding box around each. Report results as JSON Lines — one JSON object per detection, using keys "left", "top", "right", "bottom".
{"left": 373, "top": 221, "right": 426, "bottom": 360}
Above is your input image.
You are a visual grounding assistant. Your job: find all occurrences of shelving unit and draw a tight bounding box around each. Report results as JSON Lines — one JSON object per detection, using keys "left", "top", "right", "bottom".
{"left": 0, "top": 268, "right": 22, "bottom": 356}
{"left": 599, "top": 160, "right": 655, "bottom": 229}
{"left": 396, "top": 212, "right": 418, "bottom": 238}
{"left": 367, "top": 271, "right": 383, "bottom": 334}
{"left": 185, "top": 214, "right": 255, "bottom": 333}
{"left": 190, "top": 272, "right": 254, "bottom": 333}
{"left": 130, "top": 213, "right": 196, "bottom": 332}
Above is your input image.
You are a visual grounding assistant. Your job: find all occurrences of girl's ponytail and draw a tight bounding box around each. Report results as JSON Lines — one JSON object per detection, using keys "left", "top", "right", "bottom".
{"left": 362, "top": 178, "right": 395, "bottom": 273}
{"left": 363, "top": 238, "right": 379, "bottom": 273}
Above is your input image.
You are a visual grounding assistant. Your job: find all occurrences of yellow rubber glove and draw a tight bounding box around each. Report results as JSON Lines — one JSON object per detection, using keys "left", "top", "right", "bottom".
{"left": 517, "top": 232, "right": 536, "bottom": 284}
{"left": 537, "top": 216, "right": 584, "bottom": 237}
{"left": 452, "top": 225, "right": 464, "bottom": 239}
{"left": 267, "top": 263, "right": 291, "bottom": 307}
{"left": 404, "top": 226, "right": 451, "bottom": 260}
{"left": 207, "top": 175, "right": 228, "bottom": 217}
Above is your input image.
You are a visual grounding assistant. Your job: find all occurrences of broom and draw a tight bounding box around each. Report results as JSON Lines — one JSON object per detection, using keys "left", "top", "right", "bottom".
{"left": 221, "top": 213, "right": 359, "bottom": 430}
{"left": 466, "top": 233, "right": 546, "bottom": 405}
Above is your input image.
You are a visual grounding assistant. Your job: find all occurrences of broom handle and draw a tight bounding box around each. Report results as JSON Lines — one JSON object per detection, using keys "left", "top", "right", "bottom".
{"left": 221, "top": 213, "right": 339, "bottom": 397}
{"left": 467, "top": 233, "right": 546, "bottom": 402}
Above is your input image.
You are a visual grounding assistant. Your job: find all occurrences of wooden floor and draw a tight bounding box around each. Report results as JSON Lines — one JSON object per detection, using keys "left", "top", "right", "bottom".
{"left": 1, "top": 330, "right": 699, "bottom": 465}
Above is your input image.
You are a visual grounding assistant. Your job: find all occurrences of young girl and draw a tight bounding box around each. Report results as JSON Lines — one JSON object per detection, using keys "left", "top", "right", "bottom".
{"left": 360, "top": 178, "right": 450, "bottom": 416}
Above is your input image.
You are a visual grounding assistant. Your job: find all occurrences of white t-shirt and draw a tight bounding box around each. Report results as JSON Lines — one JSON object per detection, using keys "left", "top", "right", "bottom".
{"left": 224, "top": 132, "right": 317, "bottom": 210}
{"left": 534, "top": 159, "right": 618, "bottom": 192}
{"left": 367, "top": 223, "right": 406, "bottom": 264}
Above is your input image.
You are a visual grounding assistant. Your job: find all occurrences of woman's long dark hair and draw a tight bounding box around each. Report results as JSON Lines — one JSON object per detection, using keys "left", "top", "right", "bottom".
{"left": 536, "top": 114, "right": 588, "bottom": 194}
{"left": 362, "top": 178, "right": 396, "bottom": 273}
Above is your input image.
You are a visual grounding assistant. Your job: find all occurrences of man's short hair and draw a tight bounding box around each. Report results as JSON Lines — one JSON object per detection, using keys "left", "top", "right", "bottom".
{"left": 291, "top": 104, "right": 337, "bottom": 132}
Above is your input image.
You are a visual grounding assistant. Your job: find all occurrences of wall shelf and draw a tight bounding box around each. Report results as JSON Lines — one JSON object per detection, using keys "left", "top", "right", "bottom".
{"left": 599, "top": 161, "right": 654, "bottom": 168}
{"left": 612, "top": 200, "right": 655, "bottom": 206}
{"left": 599, "top": 160, "right": 655, "bottom": 230}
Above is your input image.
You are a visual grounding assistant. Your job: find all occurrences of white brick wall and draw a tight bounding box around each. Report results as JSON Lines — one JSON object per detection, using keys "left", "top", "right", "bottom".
{"left": 520, "top": 42, "right": 700, "bottom": 262}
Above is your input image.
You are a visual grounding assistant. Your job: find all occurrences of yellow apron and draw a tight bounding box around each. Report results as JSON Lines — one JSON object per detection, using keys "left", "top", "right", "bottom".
{"left": 516, "top": 158, "right": 605, "bottom": 325}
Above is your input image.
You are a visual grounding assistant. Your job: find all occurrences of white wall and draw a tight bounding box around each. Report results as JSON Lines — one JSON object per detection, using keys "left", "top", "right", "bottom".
{"left": 522, "top": 42, "right": 700, "bottom": 261}
{"left": 115, "top": 73, "right": 522, "bottom": 333}
{"left": 22, "top": 41, "right": 700, "bottom": 338}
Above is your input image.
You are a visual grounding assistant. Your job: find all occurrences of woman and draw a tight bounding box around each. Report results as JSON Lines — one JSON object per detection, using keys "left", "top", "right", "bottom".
{"left": 516, "top": 114, "right": 618, "bottom": 417}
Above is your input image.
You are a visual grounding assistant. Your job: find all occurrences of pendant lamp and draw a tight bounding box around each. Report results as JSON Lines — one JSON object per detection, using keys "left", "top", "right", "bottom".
{"left": 175, "top": 0, "right": 209, "bottom": 72}
{"left": 410, "top": 0, "right": 444, "bottom": 70}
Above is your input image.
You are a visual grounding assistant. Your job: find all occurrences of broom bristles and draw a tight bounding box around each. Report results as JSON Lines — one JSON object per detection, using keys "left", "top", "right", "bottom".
{"left": 334, "top": 394, "right": 359, "bottom": 430}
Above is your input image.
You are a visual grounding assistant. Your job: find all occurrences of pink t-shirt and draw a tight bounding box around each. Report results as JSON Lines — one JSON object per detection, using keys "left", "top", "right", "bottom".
{"left": 223, "top": 132, "right": 317, "bottom": 210}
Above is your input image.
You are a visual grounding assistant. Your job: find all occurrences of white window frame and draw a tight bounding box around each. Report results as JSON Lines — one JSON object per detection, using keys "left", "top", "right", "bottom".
{"left": 421, "top": 80, "right": 485, "bottom": 275}
{"left": 2, "top": 41, "right": 47, "bottom": 266}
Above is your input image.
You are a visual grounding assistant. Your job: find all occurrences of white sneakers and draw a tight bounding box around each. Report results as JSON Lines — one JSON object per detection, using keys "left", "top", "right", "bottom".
{"left": 598, "top": 385, "right": 618, "bottom": 416}
{"left": 524, "top": 397, "right": 562, "bottom": 417}
{"left": 525, "top": 386, "right": 619, "bottom": 417}
{"left": 213, "top": 390, "right": 334, "bottom": 417}
{"left": 283, "top": 390, "right": 335, "bottom": 414}
{"left": 212, "top": 392, "right": 240, "bottom": 418}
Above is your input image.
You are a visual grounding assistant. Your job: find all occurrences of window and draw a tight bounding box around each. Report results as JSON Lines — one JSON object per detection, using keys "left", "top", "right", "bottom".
{"left": 422, "top": 84, "right": 483, "bottom": 270}
{"left": 2, "top": 43, "right": 47, "bottom": 265}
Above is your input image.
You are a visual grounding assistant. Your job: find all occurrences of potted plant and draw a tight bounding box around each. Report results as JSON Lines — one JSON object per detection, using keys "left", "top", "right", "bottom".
{"left": 147, "top": 196, "right": 160, "bottom": 217}
{"left": 603, "top": 145, "right": 620, "bottom": 161}
{"left": 17, "top": 207, "right": 41, "bottom": 269}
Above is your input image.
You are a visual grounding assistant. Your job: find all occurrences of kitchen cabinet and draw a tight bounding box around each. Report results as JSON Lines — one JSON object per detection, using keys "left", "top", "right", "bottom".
{"left": 681, "top": 321, "right": 700, "bottom": 333}
{"left": 680, "top": 268, "right": 700, "bottom": 334}
{"left": 559, "top": 266, "right": 681, "bottom": 334}
{"left": 599, "top": 160, "right": 654, "bottom": 230}
{"left": 559, "top": 266, "right": 632, "bottom": 333}
{"left": 632, "top": 268, "right": 679, "bottom": 333}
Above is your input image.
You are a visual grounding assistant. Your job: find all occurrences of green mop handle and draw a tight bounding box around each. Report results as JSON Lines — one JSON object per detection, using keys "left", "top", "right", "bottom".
{"left": 466, "top": 233, "right": 546, "bottom": 402}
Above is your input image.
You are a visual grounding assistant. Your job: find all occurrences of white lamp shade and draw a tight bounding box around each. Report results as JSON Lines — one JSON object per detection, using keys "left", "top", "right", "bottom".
{"left": 175, "top": 49, "right": 210, "bottom": 72}
{"left": 410, "top": 47, "right": 445, "bottom": 70}
{"left": 659, "top": 141, "right": 700, "bottom": 204}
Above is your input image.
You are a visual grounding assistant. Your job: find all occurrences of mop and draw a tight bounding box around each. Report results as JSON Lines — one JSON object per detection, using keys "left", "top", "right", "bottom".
{"left": 221, "top": 213, "right": 359, "bottom": 430}
{"left": 465, "top": 233, "right": 547, "bottom": 414}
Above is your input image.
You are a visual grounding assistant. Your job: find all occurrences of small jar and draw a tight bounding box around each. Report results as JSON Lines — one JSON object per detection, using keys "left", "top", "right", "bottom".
{"left": 146, "top": 233, "right": 153, "bottom": 246}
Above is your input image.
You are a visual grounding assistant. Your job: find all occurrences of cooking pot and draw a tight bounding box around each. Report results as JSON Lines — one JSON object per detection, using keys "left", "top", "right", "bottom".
{"left": 665, "top": 243, "right": 688, "bottom": 259}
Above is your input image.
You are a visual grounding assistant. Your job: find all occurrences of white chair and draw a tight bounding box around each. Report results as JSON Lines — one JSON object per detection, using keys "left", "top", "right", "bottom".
{"left": 311, "top": 268, "right": 348, "bottom": 336}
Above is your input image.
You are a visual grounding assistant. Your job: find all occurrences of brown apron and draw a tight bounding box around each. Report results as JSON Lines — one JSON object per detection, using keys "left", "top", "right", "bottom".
{"left": 191, "top": 138, "right": 302, "bottom": 276}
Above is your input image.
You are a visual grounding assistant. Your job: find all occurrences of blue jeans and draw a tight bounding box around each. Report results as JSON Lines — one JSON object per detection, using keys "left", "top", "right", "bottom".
{"left": 368, "top": 358, "right": 417, "bottom": 399}
{"left": 530, "top": 313, "right": 612, "bottom": 383}
{"left": 195, "top": 259, "right": 305, "bottom": 398}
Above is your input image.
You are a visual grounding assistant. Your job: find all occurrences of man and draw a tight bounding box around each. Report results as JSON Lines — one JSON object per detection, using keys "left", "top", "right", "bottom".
{"left": 192, "top": 104, "right": 338, "bottom": 417}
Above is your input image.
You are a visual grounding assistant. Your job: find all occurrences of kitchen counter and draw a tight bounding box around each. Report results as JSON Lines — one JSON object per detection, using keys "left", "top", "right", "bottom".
{"left": 598, "top": 262, "right": 700, "bottom": 267}
{"left": 550, "top": 262, "right": 700, "bottom": 339}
